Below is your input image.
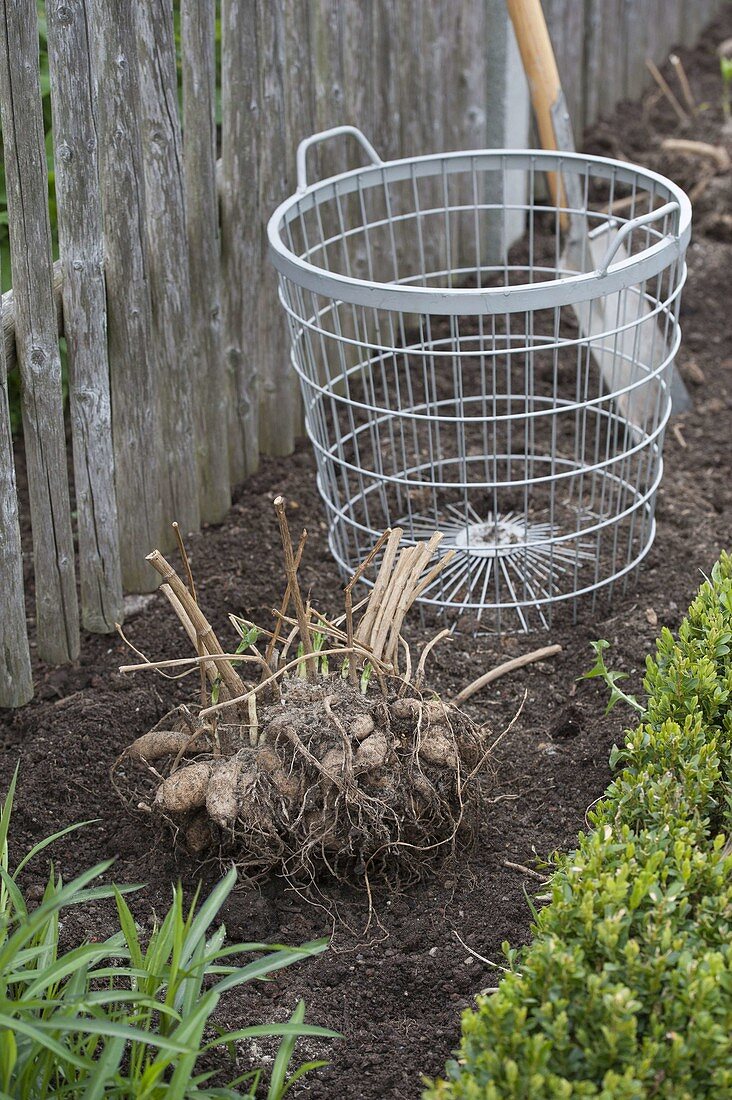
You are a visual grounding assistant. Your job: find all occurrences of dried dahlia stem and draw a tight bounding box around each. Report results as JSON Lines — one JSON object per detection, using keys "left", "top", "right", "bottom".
{"left": 172, "top": 522, "right": 207, "bottom": 707}
{"left": 344, "top": 528, "right": 391, "bottom": 684}
{"left": 273, "top": 496, "right": 315, "bottom": 679}
{"left": 356, "top": 527, "right": 403, "bottom": 646}
{"left": 370, "top": 544, "right": 421, "bottom": 666}
{"left": 384, "top": 533, "right": 444, "bottom": 668}
{"left": 159, "top": 583, "right": 220, "bottom": 689}
{"left": 264, "top": 526, "right": 307, "bottom": 679}
{"left": 146, "top": 550, "right": 247, "bottom": 700}
{"left": 412, "top": 548, "right": 456, "bottom": 601}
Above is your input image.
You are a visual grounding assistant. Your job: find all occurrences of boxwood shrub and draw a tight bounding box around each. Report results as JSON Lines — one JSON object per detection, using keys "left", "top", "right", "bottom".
{"left": 426, "top": 553, "right": 732, "bottom": 1099}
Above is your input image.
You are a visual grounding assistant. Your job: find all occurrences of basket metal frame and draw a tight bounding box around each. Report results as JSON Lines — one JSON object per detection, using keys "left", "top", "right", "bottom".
{"left": 268, "top": 127, "right": 690, "bottom": 632}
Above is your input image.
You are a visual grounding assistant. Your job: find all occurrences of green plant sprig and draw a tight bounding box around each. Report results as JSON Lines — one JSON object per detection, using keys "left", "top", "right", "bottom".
{"left": 579, "top": 638, "right": 645, "bottom": 714}
{"left": 0, "top": 769, "right": 338, "bottom": 1098}
{"left": 426, "top": 552, "right": 732, "bottom": 1098}
{"left": 720, "top": 54, "right": 732, "bottom": 117}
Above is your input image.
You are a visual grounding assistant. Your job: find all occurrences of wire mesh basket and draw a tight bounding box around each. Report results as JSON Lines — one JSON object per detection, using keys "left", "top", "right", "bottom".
{"left": 268, "top": 126, "right": 691, "bottom": 632}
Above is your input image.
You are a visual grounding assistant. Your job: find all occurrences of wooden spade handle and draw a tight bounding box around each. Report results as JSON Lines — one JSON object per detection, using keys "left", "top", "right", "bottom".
{"left": 506, "top": 0, "right": 562, "bottom": 150}
{"left": 506, "top": 0, "right": 566, "bottom": 209}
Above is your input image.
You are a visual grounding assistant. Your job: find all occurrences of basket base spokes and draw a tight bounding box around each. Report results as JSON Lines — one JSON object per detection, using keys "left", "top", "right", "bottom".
{"left": 396, "top": 502, "right": 596, "bottom": 631}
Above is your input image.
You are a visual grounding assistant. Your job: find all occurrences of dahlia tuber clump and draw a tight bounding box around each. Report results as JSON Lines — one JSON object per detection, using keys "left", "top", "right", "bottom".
{"left": 113, "top": 500, "right": 493, "bottom": 891}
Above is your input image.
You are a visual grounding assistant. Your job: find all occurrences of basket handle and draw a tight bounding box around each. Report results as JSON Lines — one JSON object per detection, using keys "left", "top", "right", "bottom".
{"left": 296, "top": 126, "right": 383, "bottom": 194}
{"left": 595, "top": 201, "right": 681, "bottom": 276}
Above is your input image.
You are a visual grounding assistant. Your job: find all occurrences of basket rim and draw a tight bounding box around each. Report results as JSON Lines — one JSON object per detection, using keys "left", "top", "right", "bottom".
{"left": 267, "top": 147, "right": 691, "bottom": 316}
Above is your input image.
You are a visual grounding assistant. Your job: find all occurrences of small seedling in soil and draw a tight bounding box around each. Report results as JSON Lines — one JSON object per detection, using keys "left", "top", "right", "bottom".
{"left": 720, "top": 54, "right": 732, "bottom": 118}
{"left": 580, "top": 639, "right": 644, "bottom": 715}
{"left": 114, "top": 502, "right": 494, "bottom": 899}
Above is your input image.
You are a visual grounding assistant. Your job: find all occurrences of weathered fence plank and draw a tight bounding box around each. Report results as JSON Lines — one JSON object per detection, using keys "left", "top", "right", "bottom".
{"left": 256, "top": 0, "right": 298, "bottom": 457}
{"left": 2, "top": 262, "right": 63, "bottom": 374}
{"left": 309, "top": 2, "right": 348, "bottom": 179}
{"left": 283, "top": 0, "right": 316, "bottom": 170}
{"left": 0, "top": 292, "right": 32, "bottom": 708}
{"left": 90, "top": 0, "right": 165, "bottom": 591}
{"left": 46, "top": 0, "right": 124, "bottom": 634}
{"left": 0, "top": 0, "right": 80, "bottom": 664}
{"left": 181, "top": 0, "right": 230, "bottom": 523}
{"left": 584, "top": 0, "right": 625, "bottom": 127}
{"left": 135, "top": 0, "right": 200, "bottom": 535}
{"left": 542, "top": 0, "right": 585, "bottom": 134}
{"left": 281, "top": 0, "right": 314, "bottom": 439}
{"left": 221, "top": 0, "right": 260, "bottom": 482}
{"left": 624, "top": 0, "right": 649, "bottom": 101}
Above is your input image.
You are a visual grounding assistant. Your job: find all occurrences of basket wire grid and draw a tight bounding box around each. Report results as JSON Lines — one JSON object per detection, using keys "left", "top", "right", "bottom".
{"left": 268, "top": 128, "right": 691, "bottom": 633}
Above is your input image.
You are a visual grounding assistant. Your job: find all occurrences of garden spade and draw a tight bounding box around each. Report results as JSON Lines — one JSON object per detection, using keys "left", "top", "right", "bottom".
{"left": 506, "top": 0, "right": 691, "bottom": 431}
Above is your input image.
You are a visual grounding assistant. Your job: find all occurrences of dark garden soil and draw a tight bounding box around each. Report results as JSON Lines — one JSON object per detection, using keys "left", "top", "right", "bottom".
{"left": 2, "top": 16, "right": 732, "bottom": 1098}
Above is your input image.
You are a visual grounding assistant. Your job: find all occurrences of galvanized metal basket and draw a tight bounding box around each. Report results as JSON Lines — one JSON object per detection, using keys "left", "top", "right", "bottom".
{"left": 268, "top": 126, "right": 691, "bottom": 632}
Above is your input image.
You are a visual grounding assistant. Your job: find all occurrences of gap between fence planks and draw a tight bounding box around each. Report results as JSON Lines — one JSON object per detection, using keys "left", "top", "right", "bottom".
{"left": 0, "top": 0, "right": 80, "bottom": 664}
{"left": 46, "top": 0, "right": 124, "bottom": 635}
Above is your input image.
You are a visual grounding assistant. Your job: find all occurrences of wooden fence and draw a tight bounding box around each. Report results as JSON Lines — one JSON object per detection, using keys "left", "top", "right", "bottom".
{"left": 0, "top": 0, "right": 722, "bottom": 707}
{"left": 548, "top": 0, "right": 722, "bottom": 133}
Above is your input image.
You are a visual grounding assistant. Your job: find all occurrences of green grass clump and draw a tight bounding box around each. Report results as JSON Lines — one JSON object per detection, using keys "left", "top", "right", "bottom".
{"left": 425, "top": 553, "right": 732, "bottom": 1099}
{"left": 0, "top": 770, "right": 337, "bottom": 1098}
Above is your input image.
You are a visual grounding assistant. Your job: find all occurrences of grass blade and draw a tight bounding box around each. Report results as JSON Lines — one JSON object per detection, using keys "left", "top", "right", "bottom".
{"left": 14, "top": 820, "right": 98, "bottom": 877}
{"left": 213, "top": 939, "right": 329, "bottom": 996}
{"left": 181, "top": 866, "right": 237, "bottom": 966}
{"left": 267, "top": 1000, "right": 305, "bottom": 1100}
{"left": 79, "top": 1034, "right": 126, "bottom": 1100}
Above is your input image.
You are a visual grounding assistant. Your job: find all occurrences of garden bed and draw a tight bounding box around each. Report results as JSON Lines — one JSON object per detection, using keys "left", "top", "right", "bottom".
{"left": 2, "top": 15, "right": 731, "bottom": 1098}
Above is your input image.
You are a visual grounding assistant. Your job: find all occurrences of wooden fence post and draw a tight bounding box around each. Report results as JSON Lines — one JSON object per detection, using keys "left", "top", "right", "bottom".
{"left": 89, "top": 0, "right": 165, "bottom": 592}
{"left": 0, "top": 291, "right": 32, "bottom": 708}
{"left": 541, "top": 0, "right": 586, "bottom": 135}
{"left": 46, "top": 0, "right": 124, "bottom": 634}
{"left": 135, "top": 0, "right": 200, "bottom": 536}
{"left": 256, "top": 0, "right": 298, "bottom": 457}
{"left": 221, "top": 0, "right": 260, "bottom": 482}
{"left": 182, "top": 0, "right": 231, "bottom": 523}
{"left": 0, "top": 0, "right": 80, "bottom": 664}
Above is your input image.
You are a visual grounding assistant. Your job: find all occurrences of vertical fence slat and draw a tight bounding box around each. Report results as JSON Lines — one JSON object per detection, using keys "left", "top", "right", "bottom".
{"left": 46, "top": 0, "right": 124, "bottom": 633}
{"left": 256, "top": 0, "right": 297, "bottom": 457}
{"left": 370, "top": 0, "right": 399, "bottom": 164}
{"left": 90, "top": 0, "right": 164, "bottom": 591}
{"left": 450, "top": 0, "right": 488, "bottom": 265}
{"left": 135, "top": 0, "right": 200, "bottom": 535}
{"left": 181, "top": 0, "right": 230, "bottom": 523}
{"left": 283, "top": 0, "right": 315, "bottom": 176}
{"left": 282, "top": 0, "right": 314, "bottom": 440}
{"left": 309, "top": 2, "right": 347, "bottom": 179}
{"left": 0, "top": 0, "right": 80, "bottom": 664}
{"left": 221, "top": 0, "right": 259, "bottom": 483}
{"left": 625, "top": 0, "right": 649, "bottom": 101}
{"left": 453, "top": 1, "right": 488, "bottom": 152}
{"left": 341, "top": 0, "right": 374, "bottom": 151}
{"left": 542, "top": 0, "right": 585, "bottom": 136}
{"left": 584, "top": 0, "right": 623, "bottom": 126}
{"left": 0, "top": 309, "right": 32, "bottom": 707}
